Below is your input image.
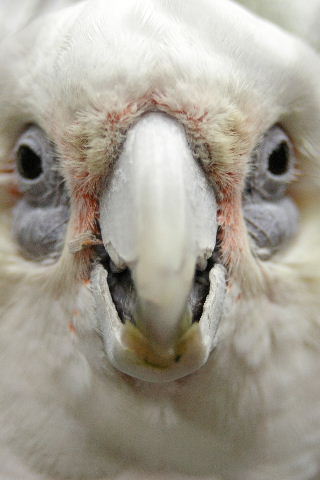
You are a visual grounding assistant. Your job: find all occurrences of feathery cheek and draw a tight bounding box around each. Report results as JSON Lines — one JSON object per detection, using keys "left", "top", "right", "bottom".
{"left": 202, "top": 152, "right": 252, "bottom": 278}
{"left": 0, "top": 164, "right": 22, "bottom": 208}
{"left": 60, "top": 111, "right": 130, "bottom": 274}
{"left": 217, "top": 185, "right": 247, "bottom": 269}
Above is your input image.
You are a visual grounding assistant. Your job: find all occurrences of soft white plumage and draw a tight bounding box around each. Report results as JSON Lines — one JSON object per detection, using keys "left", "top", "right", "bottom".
{"left": 0, "top": 1, "right": 320, "bottom": 479}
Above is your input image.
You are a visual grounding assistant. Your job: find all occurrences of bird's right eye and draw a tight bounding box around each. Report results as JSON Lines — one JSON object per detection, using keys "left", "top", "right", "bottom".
{"left": 16, "top": 144, "right": 43, "bottom": 180}
{"left": 14, "top": 126, "right": 55, "bottom": 201}
{"left": 13, "top": 125, "right": 70, "bottom": 261}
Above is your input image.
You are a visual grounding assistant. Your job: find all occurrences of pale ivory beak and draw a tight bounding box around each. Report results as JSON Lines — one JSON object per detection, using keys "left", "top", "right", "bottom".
{"left": 99, "top": 112, "right": 217, "bottom": 347}
{"left": 93, "top": 112, "right": 226, "bottom": 382}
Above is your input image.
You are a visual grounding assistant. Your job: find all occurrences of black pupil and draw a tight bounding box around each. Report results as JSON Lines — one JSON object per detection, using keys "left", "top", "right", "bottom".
{"left": 268, "top": 141, "right": 289, "bottom": 176}
{"left": 17, "top": 145, "right": 43, "bottom": 180}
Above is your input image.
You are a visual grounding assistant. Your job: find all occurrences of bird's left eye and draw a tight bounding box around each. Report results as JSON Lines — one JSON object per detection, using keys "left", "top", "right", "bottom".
{"left": 267, "top": 140, "right": 290, "bottom": 176}
{"left": 247, "top": 126, "right": 296, "bottom": 200}
{"left": 243, "top": 126, "right": 299, "bottom": 260}
{"left": 13, "top": 126, "right": 69, "bottom": 261}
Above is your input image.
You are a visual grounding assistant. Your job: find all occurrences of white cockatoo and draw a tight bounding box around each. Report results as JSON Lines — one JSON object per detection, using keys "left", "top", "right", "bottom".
{"left": 0, "top": 1, "right": 320, "bottom": 479}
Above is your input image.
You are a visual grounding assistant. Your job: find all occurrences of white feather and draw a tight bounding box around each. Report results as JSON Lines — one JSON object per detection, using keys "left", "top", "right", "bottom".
{"left": 0, "top": 1, "right": 320, "bottom": 479}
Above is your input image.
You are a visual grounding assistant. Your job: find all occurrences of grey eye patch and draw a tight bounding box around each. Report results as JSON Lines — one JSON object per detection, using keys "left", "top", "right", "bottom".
{"left": 12, "top": 126, "right": 70, "bottom": 262}
{"left": 243, "top": 125, "right": 299, "bottom": 259}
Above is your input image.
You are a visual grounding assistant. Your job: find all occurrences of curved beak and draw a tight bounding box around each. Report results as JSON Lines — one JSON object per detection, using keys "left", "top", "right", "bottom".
{"left": 99, "top": 112, "right": 218, "bottom": 351}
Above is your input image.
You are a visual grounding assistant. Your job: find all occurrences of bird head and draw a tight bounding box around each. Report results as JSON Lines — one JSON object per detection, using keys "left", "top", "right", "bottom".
{"left": 1, "top": 0, "right": 320, "bottom": 387}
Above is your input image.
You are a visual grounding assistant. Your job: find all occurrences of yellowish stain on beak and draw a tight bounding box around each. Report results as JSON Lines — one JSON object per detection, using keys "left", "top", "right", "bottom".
{"left": 121, "top": 320, "right": 202, "bottom": 370}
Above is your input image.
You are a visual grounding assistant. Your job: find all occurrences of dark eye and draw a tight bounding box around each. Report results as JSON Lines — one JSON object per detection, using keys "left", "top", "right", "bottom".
{"left": 14, "top": 125, "right": 55, "bottom": 200}
{"left": 13, "top": 125, "right": 70, "bottom": 262}
{"left": 243, "top": 125, "right": 299, "bottom": 260}
{"left": 268, "top": 141, "right": 290, "bottom": 176}
{"left": 247, "top": 125, "right": 296, "bottom": 200}
{"left": 17, "top": 145, "right": 43, "bottom": 180}
{"left": 14, "top": 125, "right": 68, "bottom": 207}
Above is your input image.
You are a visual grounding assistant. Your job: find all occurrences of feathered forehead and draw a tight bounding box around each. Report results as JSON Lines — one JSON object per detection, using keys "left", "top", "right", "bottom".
{"left": 1, "top": 0, "right": 320, "bottom": 177}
